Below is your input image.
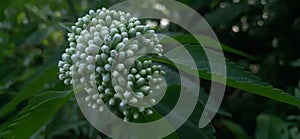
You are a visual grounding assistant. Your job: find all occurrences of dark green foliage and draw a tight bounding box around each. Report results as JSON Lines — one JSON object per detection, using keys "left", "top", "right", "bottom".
{"left": 0, "top": 0, "right": 299, "bottom": 139}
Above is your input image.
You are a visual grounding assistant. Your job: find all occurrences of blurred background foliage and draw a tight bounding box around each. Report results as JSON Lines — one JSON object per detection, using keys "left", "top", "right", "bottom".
{"left": 0, "top": 0, "right": 300, "bottom": 138}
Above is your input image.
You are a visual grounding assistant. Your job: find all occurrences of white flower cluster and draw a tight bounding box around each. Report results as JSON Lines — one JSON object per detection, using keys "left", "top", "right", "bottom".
{"left": 58, "top": 8, "right": 165, "bottom": 121}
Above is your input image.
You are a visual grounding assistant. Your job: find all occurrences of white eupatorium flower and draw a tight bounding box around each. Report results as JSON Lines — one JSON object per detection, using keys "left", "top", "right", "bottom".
{"left": 58, "top": 8, "right": 164, "bottom": 121}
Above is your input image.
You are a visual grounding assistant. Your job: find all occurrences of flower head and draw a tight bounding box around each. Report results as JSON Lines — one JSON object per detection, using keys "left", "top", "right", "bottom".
{"left": 58, "top": 8, "right": 164, "bottom": 121}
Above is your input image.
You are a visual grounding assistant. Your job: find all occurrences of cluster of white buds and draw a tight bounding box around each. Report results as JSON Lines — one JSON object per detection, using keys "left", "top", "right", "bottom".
{"left": 58, "top": 8, "right": 165, "bottom": 121}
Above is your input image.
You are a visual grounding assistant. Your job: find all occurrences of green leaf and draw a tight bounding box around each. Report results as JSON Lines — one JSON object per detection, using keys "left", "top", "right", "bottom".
{"left": 154, "top": 85, "right": 216, "bottom": 139}
{"left": 160, "top": 64, "right": 231, "bottom": 117}
{"left": 221, "top": 120, "right": 251, "bottom": 139}
{"left": 129, "top": 86, "right": 180, "bottom": 139}
{"left": 141, "top": 110, "right": 180, "bottom": 139}
{"left": 1, "top": 90, "right": 72, "bottom": 139}
{"left": 161, "top": 34, "right": 255, "bottom": 60}
{"left": 45, "top": 120, "right": 87, "bottom": 139}
{"left": 0, "top": 42, "right": 67, "bottom": 120}
{"left": 0, "top": 64, "right": 57, "bottom": 120}
{"left": 256, "top": 114, "right": 289, "bottom": 139}
{"left": 154, "top": 45, "right": 300, "bottom": 107}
